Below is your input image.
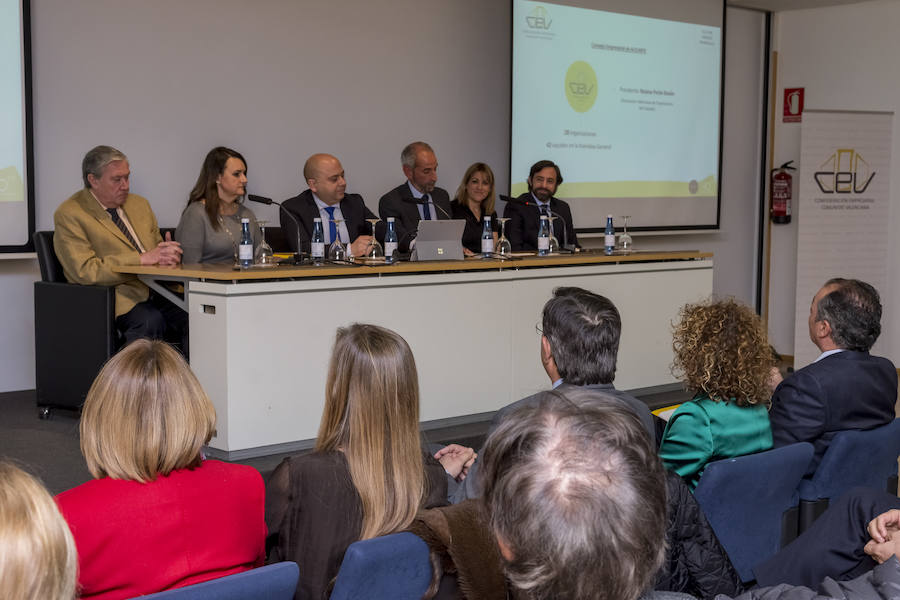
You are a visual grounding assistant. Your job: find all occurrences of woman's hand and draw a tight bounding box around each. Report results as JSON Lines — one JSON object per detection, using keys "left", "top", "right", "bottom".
{"left": 434, "top": 444, "right": 477, "bottom": 480}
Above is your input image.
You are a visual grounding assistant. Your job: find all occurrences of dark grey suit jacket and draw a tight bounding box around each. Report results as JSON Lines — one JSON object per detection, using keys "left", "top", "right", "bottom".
{"left": 378, "top": 182, "right": 451, "bottom": 253}
{"left": 503, "top": 192, "right": 579, "bottom": 252}
{"left": 279, "top": 189, "right": 382, "bottom": 253}
{"left": 447, "top": 382, "right": 654, "bottom": 503}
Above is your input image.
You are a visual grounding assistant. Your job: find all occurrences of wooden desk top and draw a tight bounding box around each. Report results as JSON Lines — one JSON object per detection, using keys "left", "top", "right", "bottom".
{"left": 114, "top": 250, "right": 713, "bottom": 281}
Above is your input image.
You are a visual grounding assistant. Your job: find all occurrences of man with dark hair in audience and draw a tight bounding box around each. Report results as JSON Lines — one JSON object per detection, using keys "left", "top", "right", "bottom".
{"left": 444, "top": 286, "right": 654, "bottom": 503}
{"left": 54, "top": 145, "right": 187, "bottom": 352}
{"left": 768, "top": 278, "right": 896, "bottom": 475}
{"left": 503, "top": 159, "right": 578, "bottom": 251}
{"left": 378, "top": 141, "right": 451, "bottom": 253}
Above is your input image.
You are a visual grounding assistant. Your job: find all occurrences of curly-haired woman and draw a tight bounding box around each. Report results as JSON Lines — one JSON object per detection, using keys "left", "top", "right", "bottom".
{"left": 659, "top": 298, "right": 774, "bottom": 489}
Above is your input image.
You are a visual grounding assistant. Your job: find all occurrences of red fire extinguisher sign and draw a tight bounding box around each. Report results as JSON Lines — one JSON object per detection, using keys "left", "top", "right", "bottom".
{"left": 771, "top": 161, "right": 795, "bottom": 224}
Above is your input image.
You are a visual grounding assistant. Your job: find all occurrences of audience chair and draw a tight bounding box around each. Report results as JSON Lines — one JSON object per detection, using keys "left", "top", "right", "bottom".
{"left": 33, "top": 231, "right": 117, "bottom": 417}
{"left": 330, "top": 532, "right": 431, "bottom": 600}
{"left": 137, "top": 562, "right": 299, "bottom": 599}
{"left": 798, "top": 418, "right": 900, "bottom": 532}
{"left": 693, "top": 442, "right": 814, "bottom": 583}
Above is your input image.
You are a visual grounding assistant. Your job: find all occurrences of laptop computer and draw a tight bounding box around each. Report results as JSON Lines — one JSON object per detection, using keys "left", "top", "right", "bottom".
{"left": 412, "top": 219, "right": 465, "bottom": 261}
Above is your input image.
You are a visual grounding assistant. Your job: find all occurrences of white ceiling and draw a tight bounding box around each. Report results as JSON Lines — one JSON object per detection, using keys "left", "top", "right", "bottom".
{"left": 727, "top": 0, "right": 872, "bottom": 12}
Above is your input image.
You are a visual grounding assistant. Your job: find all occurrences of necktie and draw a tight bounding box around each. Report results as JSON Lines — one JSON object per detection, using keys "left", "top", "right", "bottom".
{"left": 422, "top": 194, "right": 432, "bottom": 220}
{"left": 539, "top": 204, "right": 549, "bottom": 217}
{"left": 106, "top": 208, "right": 139, "bottom": 250}
{"left": 324, "top": 206, "right": 338, "bottom": 243}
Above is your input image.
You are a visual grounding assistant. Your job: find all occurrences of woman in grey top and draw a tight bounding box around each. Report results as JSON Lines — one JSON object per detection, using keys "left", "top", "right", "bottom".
{"left": 176, "top": 147, "right": 261, "bottom": 264}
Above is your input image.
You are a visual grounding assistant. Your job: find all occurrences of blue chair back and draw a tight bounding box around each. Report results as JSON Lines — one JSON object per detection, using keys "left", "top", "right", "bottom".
{"left": 137, "top": 562, "right": 299, "bottom": 599}
{"left": 798, "top": 418, "right": 900, "bottom": 502}
{"left": 330, "top": 532, "right": 431, "bottom": 600}
{"left": 693, "top": 443, "right": 814, "bottom": 583}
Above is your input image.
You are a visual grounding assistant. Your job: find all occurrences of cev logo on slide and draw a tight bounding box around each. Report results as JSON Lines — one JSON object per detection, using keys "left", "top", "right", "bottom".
{"left": 814, "top": 149, "right": 876, "bottom": 194}
{"left": 526, "top": 6, "right": 552, "bottom": 29}
{"left": 565, "top": 61, "right": 597, "bottom": 113}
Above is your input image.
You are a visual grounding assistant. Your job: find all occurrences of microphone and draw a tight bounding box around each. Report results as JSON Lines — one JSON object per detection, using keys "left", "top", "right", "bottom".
{"left": 247, "top": 194, "right": 306, "bottom": 261}
{"left": 403, "top": 195, "right": 452, "bottom": 220}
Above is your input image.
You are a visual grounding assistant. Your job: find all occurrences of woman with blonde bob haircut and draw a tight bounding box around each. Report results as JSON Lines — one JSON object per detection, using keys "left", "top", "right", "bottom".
{"left": 267, "top": 323, "right": 461, "bottom": 600}
{"left": 659, "top": 298, "right": 775, "bottom": 489}
{"left": 57, "top": 339, "right": 266, "bottom": 600}
{"left": 0, "top": 462, "right": 77, "bottom": 600}
{"left": 450, "top": 162, "right": 499, "bottom": 255}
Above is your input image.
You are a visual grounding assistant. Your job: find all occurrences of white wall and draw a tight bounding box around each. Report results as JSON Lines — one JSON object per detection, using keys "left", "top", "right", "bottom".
{"left": 0, "top": 1, "right": 765, "bottom": 392}
{"left": 767, "top": 0, "right": 900, "bottom": 359}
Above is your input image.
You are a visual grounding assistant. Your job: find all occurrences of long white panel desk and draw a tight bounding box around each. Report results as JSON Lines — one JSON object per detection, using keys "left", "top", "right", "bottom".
{"left": 118, "top": 252, "right": 713, "bottom": 459}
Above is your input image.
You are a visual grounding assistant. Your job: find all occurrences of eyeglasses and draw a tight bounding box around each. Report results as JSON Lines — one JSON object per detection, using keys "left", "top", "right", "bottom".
{"left": 535, "top": 323, "right": 543, "bottom": 336}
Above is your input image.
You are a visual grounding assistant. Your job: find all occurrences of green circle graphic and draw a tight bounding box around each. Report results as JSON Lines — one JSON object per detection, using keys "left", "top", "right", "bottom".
{"left": 565, "top": 61, "right": 597, "bottom": 113}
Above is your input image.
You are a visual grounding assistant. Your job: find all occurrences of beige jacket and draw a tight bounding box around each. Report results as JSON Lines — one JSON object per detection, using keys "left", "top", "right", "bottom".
{"left": 53, "top": 188, "right": 163, "bottom": 317}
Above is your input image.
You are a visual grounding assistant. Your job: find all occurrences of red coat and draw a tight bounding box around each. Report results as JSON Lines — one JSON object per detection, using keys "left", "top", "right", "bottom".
{"left": 57, "top": 459, "right": 266, "bottom": 600}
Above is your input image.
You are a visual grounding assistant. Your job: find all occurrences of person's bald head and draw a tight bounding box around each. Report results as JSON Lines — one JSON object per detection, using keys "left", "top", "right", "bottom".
{"left": 304, "top": 153, "right": 346, "bottom": 206}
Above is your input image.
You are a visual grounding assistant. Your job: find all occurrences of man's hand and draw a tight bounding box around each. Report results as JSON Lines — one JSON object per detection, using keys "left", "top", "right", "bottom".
{"left": 350, "top": 235, "right": 374, "bottom": 258}
{"left": 435, "top": 444, "right": 477, "bottom": 480}
{"left": 141, "top": 231, "right": 183, "bottom": 266}
{"left": 864, "top": 509, "right": 900, "bottom": 564}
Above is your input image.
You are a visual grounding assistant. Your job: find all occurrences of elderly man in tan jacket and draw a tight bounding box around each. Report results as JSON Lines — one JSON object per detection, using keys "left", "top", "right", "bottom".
{"left": 54, "top": 145, "right": 187, "bottom": 352}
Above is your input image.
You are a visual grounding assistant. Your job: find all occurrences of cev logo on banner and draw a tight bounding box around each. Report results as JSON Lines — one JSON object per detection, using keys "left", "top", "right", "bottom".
{"left": 526, "top": 6, "right": 552, "bottom": 29}
{"left": 814, "top": 149, "right": 876, "bottom": 194}
{"left": 565, "top": 61, "right": 597, "bottom": 113}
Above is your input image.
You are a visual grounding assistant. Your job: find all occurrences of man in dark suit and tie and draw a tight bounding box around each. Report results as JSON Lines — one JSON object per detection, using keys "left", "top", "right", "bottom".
{"left": 378, "top": 141, "right": 452, "bottom": 253}
{"left": 280, "top": 153, "right": 379, "bottom": 258}
{"left": 769, "top": 278, "right": 897, "bottom": 476}
{"left": 504, "top": 160, "right": 578, "bottom": 252}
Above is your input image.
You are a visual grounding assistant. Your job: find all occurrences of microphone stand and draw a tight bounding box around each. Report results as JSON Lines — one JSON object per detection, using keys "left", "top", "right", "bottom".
{"left": 247, "top": 194, "right": 306, "bottom": 264}
{"left": 404, "top": 196, "right": 452, "bottom": 220}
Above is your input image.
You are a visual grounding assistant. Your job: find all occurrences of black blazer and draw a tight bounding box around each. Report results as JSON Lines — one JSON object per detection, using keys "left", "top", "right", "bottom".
{"left": 378, "top": 182, "right": 452, "bottom": 253}
{"left": 450, "top": 200, "right": 498, "bottom": 254}
{"left": 502, "top": 192, "right": 579, "bottom": 252}
{"left": 279, "top": 190, "right": 382, "bottom": 253}
{"left": 769, "top": 350, "right": 897, "bottom": 476}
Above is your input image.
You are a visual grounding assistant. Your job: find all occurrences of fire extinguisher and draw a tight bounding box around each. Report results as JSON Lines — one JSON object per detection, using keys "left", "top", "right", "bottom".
{"left": 770, "top": 160, "right": 796, "bottom": 224}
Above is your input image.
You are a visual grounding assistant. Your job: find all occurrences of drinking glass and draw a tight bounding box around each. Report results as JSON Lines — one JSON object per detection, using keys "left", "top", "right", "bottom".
{"left": 254, "top": 221, "right": 276, "bottom": 265}
{"left": 365, "top": 218, "right": 384, "bottom": 259}
{"left": 328, "top": 219, "right": 347, "bottom": 261}
{"left": 497, "top": 217, "right": 512, "bottom": 257}
{"left": 617, "top": 215, "right": 634, "bottom": 253}
{"left": 548, "top": 215, "right": 560, "bottom": 253}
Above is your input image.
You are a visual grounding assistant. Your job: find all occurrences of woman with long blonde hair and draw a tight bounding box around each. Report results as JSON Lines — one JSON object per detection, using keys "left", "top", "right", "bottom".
{"left": 267, "top": 324, "right": 464, "bottom": 600}
{"left": 450, "top": 162, "right": 499, "bottom": 255}
{"left": 0, "top": 462, "right": 77, "bottom": 600}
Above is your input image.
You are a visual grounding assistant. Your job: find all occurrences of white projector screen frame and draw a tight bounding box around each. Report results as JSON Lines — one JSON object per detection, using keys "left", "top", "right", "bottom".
{"left": 510, "top": 0, "right": 725, "bottom": 233}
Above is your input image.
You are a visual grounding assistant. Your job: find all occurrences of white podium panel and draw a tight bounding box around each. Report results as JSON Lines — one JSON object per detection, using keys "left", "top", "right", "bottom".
{"left": 187, "top": 259, "right": 713, "bottom": 456}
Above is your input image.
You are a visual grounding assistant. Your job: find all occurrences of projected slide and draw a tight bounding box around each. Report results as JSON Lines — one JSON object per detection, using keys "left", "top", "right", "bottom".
{"left": 0, "top": 0, "right": 29, "bottom": 247}
{"left": 511, "top": 0, "right": 721, "bottom": 230}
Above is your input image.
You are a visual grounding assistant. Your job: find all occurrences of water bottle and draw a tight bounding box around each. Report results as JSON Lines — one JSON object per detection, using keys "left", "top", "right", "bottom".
{"left": 311, "top": 217, "right": 325, "bottom": 265}
{"left": 384, "top": 217, "right": 398, "bottom": 263}
{"left": 239, "top": 218, "right": 253, "bottom": 268}
{"left": 537, "top": 215, "right": 551, "bottom": 256}
{"left": 481, "top": 216, "right": 494, "bottom": 255}
{"left": 604, "top": 214, "right": 615, "bottom": 256}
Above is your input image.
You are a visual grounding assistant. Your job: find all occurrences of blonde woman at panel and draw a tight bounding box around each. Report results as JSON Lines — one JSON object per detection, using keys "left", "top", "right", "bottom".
{"left": 267, "top": 324, "right": 474, "bottom": 600}
{"left": 450, "top": 162, "right": 499, "bottom": 256}
{"left": 56, "top": 340, "right": 266, "bottom": 600}
{"left": 0, "top": 462, "right": 77, "bottom": 600}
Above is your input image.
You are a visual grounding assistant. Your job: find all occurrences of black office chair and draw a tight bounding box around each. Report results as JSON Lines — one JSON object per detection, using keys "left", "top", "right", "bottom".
{"left": 33, "top": 231, "right": 118, "bottom": 417}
